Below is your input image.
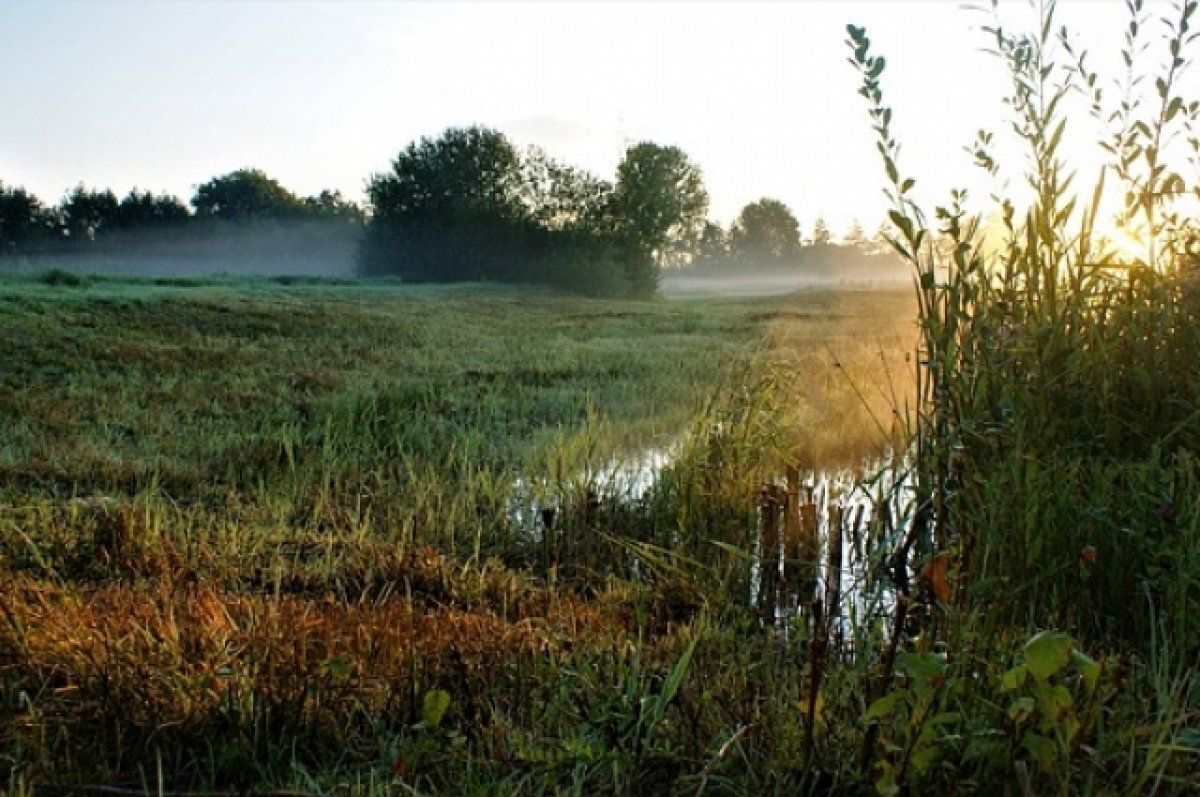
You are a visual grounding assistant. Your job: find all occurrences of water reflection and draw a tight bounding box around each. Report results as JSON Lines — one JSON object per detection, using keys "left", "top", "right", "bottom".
{"left": 507, "top": 444, "right": 677, "bottom": 535}
{"left": 508, "top": 443, "right": 916, "bottom": 650}
{"left": 753, "top": 458, "right": 914, "bottom": 645}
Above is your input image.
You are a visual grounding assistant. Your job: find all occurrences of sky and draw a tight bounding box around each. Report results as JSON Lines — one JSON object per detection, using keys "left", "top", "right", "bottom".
{"left": 2, "top": 1, "right": 1194, "bottom": 238}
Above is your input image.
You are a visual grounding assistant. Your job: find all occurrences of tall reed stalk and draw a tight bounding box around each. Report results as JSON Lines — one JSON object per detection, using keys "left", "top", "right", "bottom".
{"left": 850, "top": 0, "right": 1200, "bottom": 651}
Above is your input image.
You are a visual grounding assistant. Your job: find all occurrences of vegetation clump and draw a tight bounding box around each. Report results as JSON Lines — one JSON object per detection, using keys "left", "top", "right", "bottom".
{"left": 839, "top": 0, "right": 1200, "bottom": 792}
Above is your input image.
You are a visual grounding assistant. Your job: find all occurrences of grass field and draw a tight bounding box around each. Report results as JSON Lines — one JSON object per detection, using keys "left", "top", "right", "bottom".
{"left": 0, "top": 274, "right": 918, "bottom": 794}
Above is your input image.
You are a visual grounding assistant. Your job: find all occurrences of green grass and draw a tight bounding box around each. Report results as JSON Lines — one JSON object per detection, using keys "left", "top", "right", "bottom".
{"left": 0, "top": 274, "right": 921, "bottom": 794}
{"left": 1, "top": 277, "right": 752, "bottom": 496}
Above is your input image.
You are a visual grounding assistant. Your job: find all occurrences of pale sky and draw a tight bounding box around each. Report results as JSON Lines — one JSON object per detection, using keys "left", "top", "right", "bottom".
{"left": 1, "top": 1, "right": 1191, "bottom": 237}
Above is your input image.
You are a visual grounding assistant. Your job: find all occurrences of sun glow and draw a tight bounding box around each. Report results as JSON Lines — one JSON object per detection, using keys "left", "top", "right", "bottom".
{"left": 1104, "top": 222, "right": 1155, "bottom": 266}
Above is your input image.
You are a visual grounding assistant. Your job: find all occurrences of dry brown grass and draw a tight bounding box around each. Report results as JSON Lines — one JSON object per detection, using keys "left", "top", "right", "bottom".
{"left": 0, "top": 567, "right": 641, "bottom": 784}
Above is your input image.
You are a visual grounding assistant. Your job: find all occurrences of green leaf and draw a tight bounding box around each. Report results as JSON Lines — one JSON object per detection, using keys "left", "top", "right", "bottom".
{"left": 422, "top": 689, "right": 452, "bottom": 730}
{"left": 1002, "top": 663, "right": 1027, "bottom": 691}
{"left": 928, "top": 711, "right": 962, "bottom": 726}
{"left": 1167, "top": 96, "right": 1185, "bottom": 122}
{"left": 1024, "top": 631, "right": 1074, "bottom": 681}
{"left": 1008, "top": 696, "right": 1036, "bottom": 723}
{"left": 645, "top": 633, "right": 699, "bottom": 739}
{"left": 885, "top": 158, "right": 899, "bottom": 186}
{"left": 873, "top": 759, "right": 900, "bottom": 797}
{"left": 865, "top": 691, "right": 905, "bottom": 722}
{"left": 1022, "top": 732, "right": 1058, "bottom": 774}
{"left": 658, "top": 633, "right": 698, "bottom": 711}
{"left": 1035, "top": 684, "right": 1074, "bottom": 732}
{"left": 909, "top": 740, "right": 939, "bottom": 774}
{"left": 900, "top": 651, "right": 946, "bottom": 682}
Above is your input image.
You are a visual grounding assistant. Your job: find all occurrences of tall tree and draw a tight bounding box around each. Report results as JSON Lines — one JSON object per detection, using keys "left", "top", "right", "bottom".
{"left": 61, "top": 185, "right": 119, "bottom": 241}
{"left": 303, "top": 189, "right": 364, "bottom": 224}
{"left": 520, "top": 146, "right": 613, "bottom": 233}
{"left": 810, "top": 216, "right": 833, "bottom": 246}
{"left": 842, "top": 218, "right": 868, "bottom": 249}
{"left": 117, "top": 189, "right": 190, "bottom": 229}
{"left": 612, "top": 142, "right": 708, "bottom": 267}
{"left": 192, "top": 168, "right": 304, "bottom": 221}
{"left": 693, "top": 220, "right": 730, "bottom": 268}
{"left": 360, "top": 128, "right": 656, "bottom": 297}
{"left": 0, "top": 183, "right": 50, "bottom": 250}
{"left": 729, "top": 198, "right": 801, "bottom": 262}
{"left": 361, "top": 126, "right": 528, "bottom": 281}
{"left": 369, "top": 126, "right": 523, "bottom": 221}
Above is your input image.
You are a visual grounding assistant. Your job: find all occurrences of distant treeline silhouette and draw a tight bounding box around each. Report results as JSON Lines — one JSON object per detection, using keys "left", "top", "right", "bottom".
{"left": 1, "top": 127, "right": 902, "bottom": 294}
{"left": 0, "top": 168, "right": 363, "bottom": 248}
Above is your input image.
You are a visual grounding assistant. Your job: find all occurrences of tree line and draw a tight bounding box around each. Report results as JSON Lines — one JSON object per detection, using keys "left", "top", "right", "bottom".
{"left": 1, "top": 127, "right": 898, "bottom": 295}
{"left": 0, "top": 168, "right": 363, "bottom": 250}
{"left": 690, "top": 198, "right": 901, "bottom": 281}
{"left": 357, "top": 127, "right": 711, "bottom": 297}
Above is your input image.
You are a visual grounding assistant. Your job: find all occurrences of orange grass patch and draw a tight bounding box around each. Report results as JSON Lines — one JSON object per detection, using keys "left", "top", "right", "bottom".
{"left": 0, "top": 572, "right": 631, "bottom": 781}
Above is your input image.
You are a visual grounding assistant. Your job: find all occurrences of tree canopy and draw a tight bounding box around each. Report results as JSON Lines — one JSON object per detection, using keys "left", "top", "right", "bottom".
{"left": 520, "top": 146, "right": 613, "bottom": 233}
{"left": 117, "top": 189, "right": 191, "bottom": 229}
{"left": 192, "top": 168, "right": 305, "bottom": 221}
{"left": 729, "top": 198, "right": 801, "bottom": 263}
{"left": 360, "top": 126, "right": 659, "bottom": 297}
{"left": 360, "top": 126, "right": 529, "bottom": 283}
{"left": 303, "top": 189, "right": 365, "bottom": 223}
{"left": 810, "top": 216, "right": 833, "bottom": 246}
{"left": 370, "top": 126, "right": 524, "bottom": 222}
{"left": 612, "top": 142, "right": 709, "bottom": 267}
{"left": 0, "top": 183, "right": 50, "bottom": 250}
{"left": 61, "top": 185, "right": 119, "bottom": 241}
{"left": 0, "top": 129, "right": 745, "bottom": 295}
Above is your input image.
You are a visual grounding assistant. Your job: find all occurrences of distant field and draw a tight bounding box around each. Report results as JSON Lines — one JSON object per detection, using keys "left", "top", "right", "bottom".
{"left": 0, "top": 275, "right": 916, "bottom": 793}
{"left": 0, "top": 274, "right": 915, "bottom": 501}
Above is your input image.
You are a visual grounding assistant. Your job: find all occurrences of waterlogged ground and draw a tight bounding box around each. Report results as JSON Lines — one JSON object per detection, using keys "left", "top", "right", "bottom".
{"left": 0, "top": 274, "right": 918, "bottom": 794}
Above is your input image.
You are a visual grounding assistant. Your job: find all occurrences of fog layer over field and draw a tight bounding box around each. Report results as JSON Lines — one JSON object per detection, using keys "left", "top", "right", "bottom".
{"left": 3, "top": 221, "right": 908, "bottom": 296}
{"left": 662, "top": 246, "right": 909, "bottom": 296}
{"left": 659, "top": 267, "right": 909, "bottom": 297}
{"left": 5, "top": 220, "right": 360, "bottom": 279}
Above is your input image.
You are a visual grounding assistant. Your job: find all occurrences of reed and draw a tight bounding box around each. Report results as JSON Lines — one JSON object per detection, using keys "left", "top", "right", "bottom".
{"left": 844, "top": 0, "right": 1200, "bottom": 792}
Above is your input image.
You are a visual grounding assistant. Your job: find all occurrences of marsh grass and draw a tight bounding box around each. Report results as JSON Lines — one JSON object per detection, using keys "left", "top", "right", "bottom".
{"left": 0, "top": 274, "right": 920, "bottom": 793}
